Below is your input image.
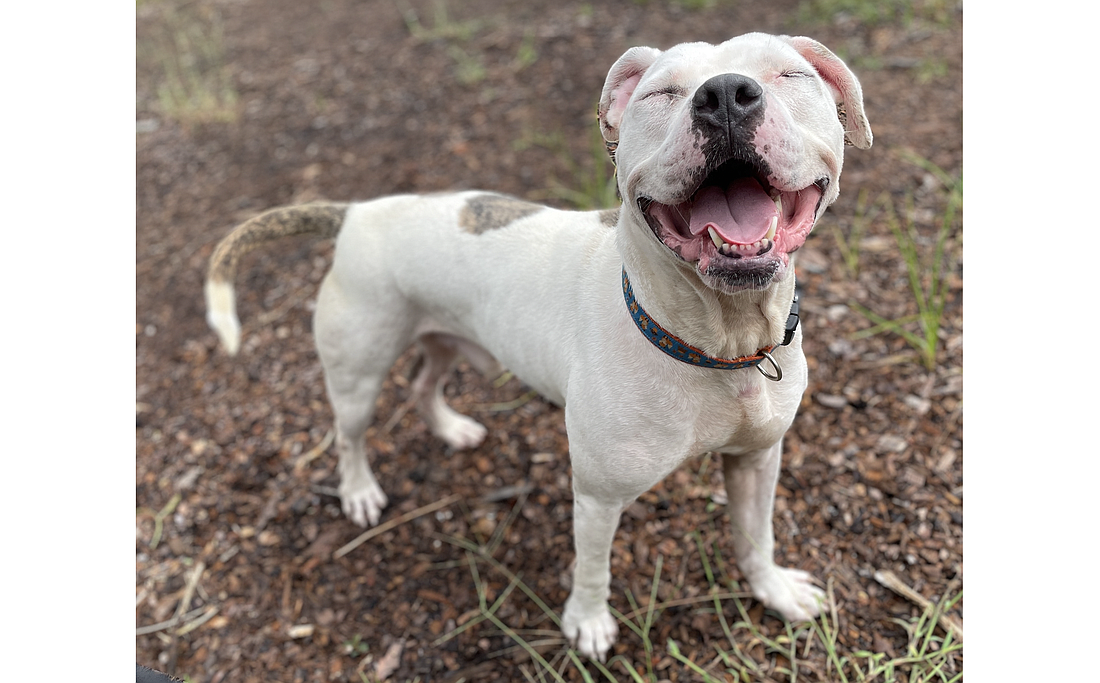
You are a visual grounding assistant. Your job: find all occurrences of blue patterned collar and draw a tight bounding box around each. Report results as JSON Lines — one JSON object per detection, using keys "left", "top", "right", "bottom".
{"left": 621, "top": 268, "right": 799, "bottom": 381}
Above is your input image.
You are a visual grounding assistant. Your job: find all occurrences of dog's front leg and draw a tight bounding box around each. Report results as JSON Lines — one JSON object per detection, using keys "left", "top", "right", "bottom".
{"left": 722, "top": 443, "right": 825, "bottom": 621}
{"left": 561, "top": 490, "right": 622, "bottom": 661}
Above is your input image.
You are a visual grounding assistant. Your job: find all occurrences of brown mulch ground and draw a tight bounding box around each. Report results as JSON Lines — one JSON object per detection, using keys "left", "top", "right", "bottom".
{"left": 136, "top": 1, "right": 962, "bottom": 680}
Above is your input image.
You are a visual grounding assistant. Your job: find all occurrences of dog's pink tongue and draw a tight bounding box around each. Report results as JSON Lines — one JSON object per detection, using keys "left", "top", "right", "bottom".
{"left": 689, "top": 178, "right": 777, "bottom": 244}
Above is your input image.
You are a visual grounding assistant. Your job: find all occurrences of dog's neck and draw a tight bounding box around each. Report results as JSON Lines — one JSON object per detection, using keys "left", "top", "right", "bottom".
{"left": 617, "top": 229, "right": 796, "bottom": 360}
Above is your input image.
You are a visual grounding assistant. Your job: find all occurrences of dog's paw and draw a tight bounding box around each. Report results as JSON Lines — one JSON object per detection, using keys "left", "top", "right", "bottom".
{"left": 749, "top": 566, "right": 825, "bottom": 622}
{"left": 339, "top": 478, "right": 389, "bottom": 527}
{"left": 562, "top": 605, "right": 618, "bottom": 662}
{"left": 433, "top": 411, "right": 488, "bottom": 451}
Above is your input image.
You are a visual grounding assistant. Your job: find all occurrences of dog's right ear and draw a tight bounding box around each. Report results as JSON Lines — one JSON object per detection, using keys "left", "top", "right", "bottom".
{"left": 782, "top": 36, "right": 873, "bottom": 149}
{"left": 598, "top": 46, "right": 661, "bottom": 159}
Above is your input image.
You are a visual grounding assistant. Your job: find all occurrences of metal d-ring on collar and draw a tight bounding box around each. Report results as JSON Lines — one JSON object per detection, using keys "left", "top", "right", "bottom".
{"left": 621, "top": 268, "right": 800, "bottom": 381}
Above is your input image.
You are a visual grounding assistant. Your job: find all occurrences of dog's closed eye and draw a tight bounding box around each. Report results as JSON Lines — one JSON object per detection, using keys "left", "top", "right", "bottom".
{"left": 641, "top": 85, "right": 687, "bottom": 100}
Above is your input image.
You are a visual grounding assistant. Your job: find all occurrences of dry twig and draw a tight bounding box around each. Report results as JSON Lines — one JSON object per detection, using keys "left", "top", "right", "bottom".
{"left": 334, "top": 494, "right": 463, "bottom": 559}
{"left": 874, "top": 569, "right": 963, "bottom": 641}
{"left": 167, "top": 561, "right": 206, "bottom": 674}
{"left": 381, "top": 397, "right": 416, "bottom": 434}
{"left": 176, "top": 606, "right": 220, "bottom": 636}
{"left": 293, "top": 429, "right": 334, "bottom": 474}
{"left": 136, "top": 606, "right": 208, "bottom": 636}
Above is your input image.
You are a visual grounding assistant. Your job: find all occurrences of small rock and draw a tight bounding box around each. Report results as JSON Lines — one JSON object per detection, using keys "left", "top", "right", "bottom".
{"left": 175, "top": 466, "right": 204, "bottom": 490}
{"left": 859, "top": 235, "right": 894, "bottom": 252}
{"left": 826, "top": 304, "right": 849, "bottom": 322}
{"left": 288, "top": 624, "right": 315, "bottom": 639}
{"left": 902, "top": 394, "right": 931, "bottom": 415}
{"left": 876, "top": 434, "right": 908, "bottom": 453}
{"left": 828, "top": 338, "right": 855, "bottom": 358}
{"left": 472, "top": 516, "right": 495, "bottom": 537}
{"left": 816, "top": 393, "right": 849, "bottom": 409}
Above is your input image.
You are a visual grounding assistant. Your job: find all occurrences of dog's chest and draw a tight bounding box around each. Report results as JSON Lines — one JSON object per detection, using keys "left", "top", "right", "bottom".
{"left": 689, "top": 375, "right": 800, "bottom": 454}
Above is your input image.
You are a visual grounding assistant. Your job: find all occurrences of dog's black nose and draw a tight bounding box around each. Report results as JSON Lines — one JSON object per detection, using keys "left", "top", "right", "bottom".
{"left": 692, "top": 74, "right": 764, "bottom": 133}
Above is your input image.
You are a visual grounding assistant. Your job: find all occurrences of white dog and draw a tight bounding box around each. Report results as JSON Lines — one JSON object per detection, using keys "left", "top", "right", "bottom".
{"left": 205, "top": 32, "right": 871, "bottom": 660}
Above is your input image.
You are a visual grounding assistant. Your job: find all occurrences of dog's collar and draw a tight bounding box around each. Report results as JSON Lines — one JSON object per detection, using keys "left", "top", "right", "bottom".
{"left": 621, "top": 268, "right": 799, "bottom": 381}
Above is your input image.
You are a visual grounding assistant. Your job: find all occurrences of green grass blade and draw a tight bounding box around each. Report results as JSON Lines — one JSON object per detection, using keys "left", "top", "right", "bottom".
{"left": 435, "top": 532, "right": 563, "bottom": 627}
{"left": 566, "top": 650, "right": 596, "bottom": 683}
{"left": 667, "top": 639, "right": 722, "bottom": 682}
{"left": 483, "top": 611, "right": 567, "bottom": 683}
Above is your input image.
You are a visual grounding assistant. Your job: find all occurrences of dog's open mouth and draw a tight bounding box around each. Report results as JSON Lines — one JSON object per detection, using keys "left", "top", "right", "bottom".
{"left": 640, "top": 160, "right": 825, "bottom": 283}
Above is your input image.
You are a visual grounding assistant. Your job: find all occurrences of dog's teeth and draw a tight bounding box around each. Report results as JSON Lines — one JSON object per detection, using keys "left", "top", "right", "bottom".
{"left": 765, "top": 216, "right": 777, "bottom": 241}
{"left": 774, "top": 195, "right": 782, "bottom": 215}
{"left": 707, "top": 226, "right": 724, "bottom": 250}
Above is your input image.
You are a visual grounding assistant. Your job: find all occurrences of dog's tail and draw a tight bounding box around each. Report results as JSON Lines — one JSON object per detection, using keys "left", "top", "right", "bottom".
{"left": 204, "top": 202, "right": 349, "bottom": 355}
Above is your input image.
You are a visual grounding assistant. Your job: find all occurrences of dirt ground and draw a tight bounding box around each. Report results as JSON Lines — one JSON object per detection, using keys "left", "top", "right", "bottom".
{"left": 136, "top": 1, "right": 962, "bottom": 680}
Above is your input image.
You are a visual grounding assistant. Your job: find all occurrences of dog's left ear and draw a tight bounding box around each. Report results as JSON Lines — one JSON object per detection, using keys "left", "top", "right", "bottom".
{"left": 783, "top": 36, "right": 873, "bottom": 149}
{"left": 598, "top": 46, "right": 662, "bottom": 159}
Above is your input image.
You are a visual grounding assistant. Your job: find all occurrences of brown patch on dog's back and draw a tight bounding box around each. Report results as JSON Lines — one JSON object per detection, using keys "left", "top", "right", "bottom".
{"left": 459, "top": 194, "right": 543, "bottom": 234}
{"left": 598, "top": 207, "right": 620, "bottom": 227}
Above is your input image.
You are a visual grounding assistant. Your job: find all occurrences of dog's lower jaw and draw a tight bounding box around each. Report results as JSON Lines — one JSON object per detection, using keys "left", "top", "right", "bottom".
{"left": 701, "top": 256, "right": 782, "bottom": 293}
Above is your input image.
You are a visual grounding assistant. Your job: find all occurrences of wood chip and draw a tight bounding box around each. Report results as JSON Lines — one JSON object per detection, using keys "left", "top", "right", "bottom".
{"left": 373, "top": 640, "right": 404, "bottom": 681}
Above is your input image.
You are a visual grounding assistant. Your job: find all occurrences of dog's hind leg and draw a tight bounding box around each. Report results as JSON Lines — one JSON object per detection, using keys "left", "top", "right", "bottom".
{"left": 722, "top": 444, "right": 825, "bottom": 621}
{"left": 314, "top": 274, "right": 414, "bottom": 527}
{"left": 411, "top": 333, "right": 491, "bottom": 451}
{"left": 329, "top": 375, "right": 390, "bottom": 528}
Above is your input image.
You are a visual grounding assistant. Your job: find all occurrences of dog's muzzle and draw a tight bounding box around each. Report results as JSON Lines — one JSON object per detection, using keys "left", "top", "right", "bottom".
{"left": 637, "top": 73, "right": 826, "bottom": 290}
